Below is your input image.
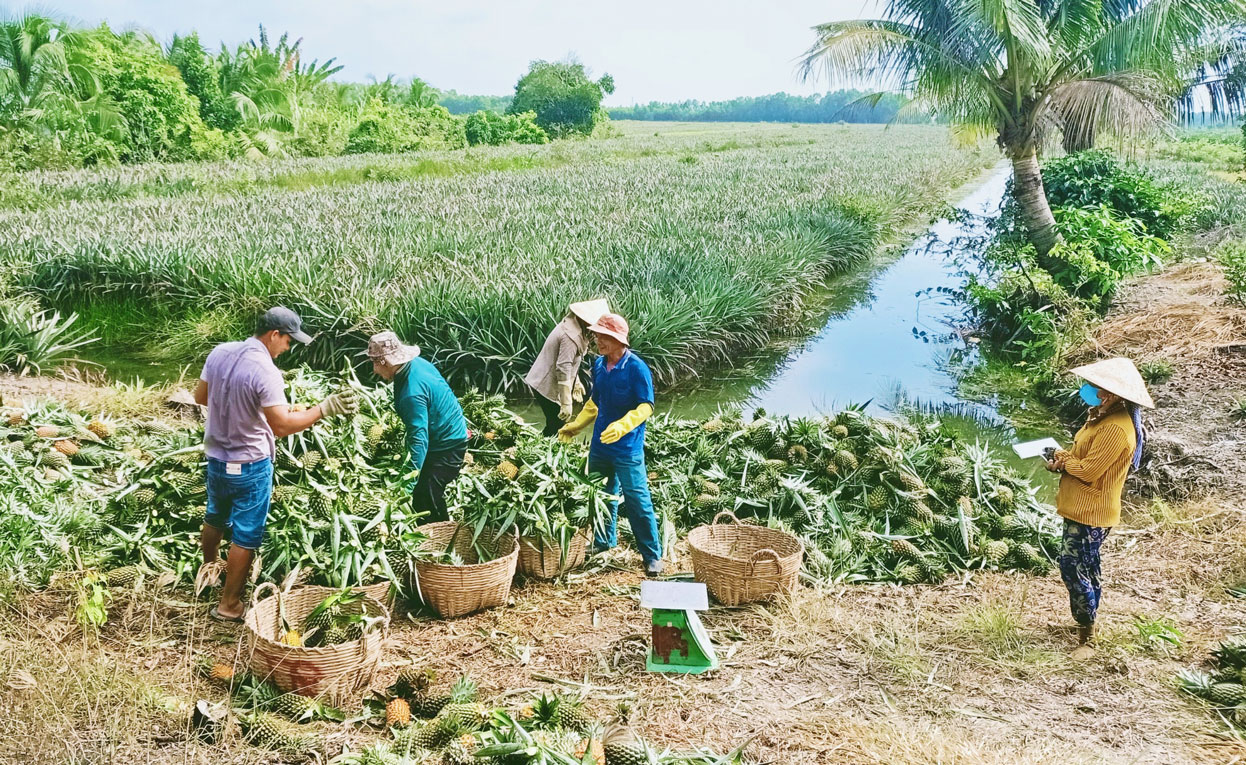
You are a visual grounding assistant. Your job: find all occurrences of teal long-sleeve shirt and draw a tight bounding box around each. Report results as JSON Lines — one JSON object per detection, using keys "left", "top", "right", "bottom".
{"left": 393, "top": 358, "right": 468, "bottom": 475}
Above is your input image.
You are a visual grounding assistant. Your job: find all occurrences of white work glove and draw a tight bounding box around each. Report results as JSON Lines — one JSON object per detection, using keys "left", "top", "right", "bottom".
{"left": 557, "top": 383, "right": 574, "bottom": 421}
{"left": 318, "top": 389, "right": 359, "bottom": 418}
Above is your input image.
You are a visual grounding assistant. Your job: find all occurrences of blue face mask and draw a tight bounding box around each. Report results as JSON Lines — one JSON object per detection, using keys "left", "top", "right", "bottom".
{"left": 1079, "top": 383, "right": 1101, "bottom": 407}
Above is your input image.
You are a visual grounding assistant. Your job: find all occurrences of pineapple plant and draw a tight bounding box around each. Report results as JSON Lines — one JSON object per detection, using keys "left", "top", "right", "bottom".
{"left": 386, "top": 697, "right": 412, "bottom": 727}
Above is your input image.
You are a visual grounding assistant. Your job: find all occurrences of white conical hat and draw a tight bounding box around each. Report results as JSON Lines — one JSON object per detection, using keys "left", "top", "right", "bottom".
{"left": 1070, "top": 357, "right": 1155, "bottom": 409}
{"left": 568, "top": 298, "right": 610, "bottom": 325}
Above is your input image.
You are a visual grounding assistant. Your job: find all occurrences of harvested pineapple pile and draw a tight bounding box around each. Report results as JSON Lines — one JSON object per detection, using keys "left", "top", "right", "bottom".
{"left": 198, "top": 658, "right": 743, "bottom": 764}
{"left": 644, "top": 406, "right": 1059, "bottom": 584}
{"left": 1178, "top": 636, "right": 1246, "bottom": 727}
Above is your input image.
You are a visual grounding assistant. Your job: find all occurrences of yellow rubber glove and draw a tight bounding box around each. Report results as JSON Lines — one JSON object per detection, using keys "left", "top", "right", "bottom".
{"left": 599, "top": 403, "right": 653, "bottom": 444}
{"left": 558, "top": 399, "right": 598, "bottom": 442}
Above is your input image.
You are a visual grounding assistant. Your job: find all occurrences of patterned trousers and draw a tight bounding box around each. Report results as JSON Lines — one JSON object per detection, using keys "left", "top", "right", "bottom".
{"left": 1059, "top": 519, "right": 1111, "bottom": 627}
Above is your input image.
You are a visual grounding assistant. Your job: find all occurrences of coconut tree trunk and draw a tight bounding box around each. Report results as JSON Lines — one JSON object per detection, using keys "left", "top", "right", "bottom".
{"left": 1008, "top": 148, "right": 1060, "bottom": 258}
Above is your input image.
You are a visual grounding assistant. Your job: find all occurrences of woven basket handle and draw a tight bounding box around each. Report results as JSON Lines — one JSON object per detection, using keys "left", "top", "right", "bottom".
{"left": 249, "top": 581, "right": 280, "bottom": 634}
{"left": 711, "top": 511, "right": 742, "bottom": 526}
{"left": 748, "top": 548, "right": 781, "bottom": 576}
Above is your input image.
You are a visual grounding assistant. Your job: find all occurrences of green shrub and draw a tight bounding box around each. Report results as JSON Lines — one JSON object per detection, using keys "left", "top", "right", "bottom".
{"left": 287, "top": 107, "right": 353, "bottom": 157}
{"left": 1039, "top": 150, "right": 1194, "bottom": 239}
{"left": 464, "top": 110, "right": 548, "bottom": 147}
{"left": 0, "top": 296, "right": 96, "bottom": 375}
{"left": 345, "top": 100, "right": 465, "bottom": 155}
{"left": 1138, "top": 359, "right": 1174, "bottom": 384}
{"left": 1216, "top": 239, "right": 1246, "bottom": 306}
{"left": 1041, "top": 205, "right": 1169, "bottom": 302}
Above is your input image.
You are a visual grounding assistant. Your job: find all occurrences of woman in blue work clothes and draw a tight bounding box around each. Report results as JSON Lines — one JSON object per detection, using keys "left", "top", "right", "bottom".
{"left": 558, "top": 312, "right": 663, "bottom": 576}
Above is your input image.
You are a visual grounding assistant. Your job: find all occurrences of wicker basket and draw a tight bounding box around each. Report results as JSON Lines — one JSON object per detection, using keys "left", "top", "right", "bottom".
{"left": 687, "top": 511, "right": 803, "bottom": 606}
{"left": 503, "top": 528, "right": 590, "bottom": 579}
{"left": 244, "top": 583, "right": 388, "bottom": 702}
{"left": 360, "top": 579, "right": 393, "bottom": 605}
{"left": 412, "top": 522, "right": 518, "bottom": 618}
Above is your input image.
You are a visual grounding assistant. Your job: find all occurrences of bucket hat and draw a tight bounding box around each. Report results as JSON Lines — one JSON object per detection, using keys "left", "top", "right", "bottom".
{"left": 568, "top": 298, "right": 610, "bottom": 326}
{"left": 1070, "top": 357, "right": 1155, "bottom": 409}
{"left": 588, "top": 313, "right": 630, "bottom": 346}
{"left": 366, "top": 331, "right": 420, "bottom": 367}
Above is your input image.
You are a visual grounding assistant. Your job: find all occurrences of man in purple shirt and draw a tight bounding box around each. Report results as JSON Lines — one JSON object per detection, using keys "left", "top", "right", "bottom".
{"left": 193, "top": 307, "right": 358, "bottom": 621}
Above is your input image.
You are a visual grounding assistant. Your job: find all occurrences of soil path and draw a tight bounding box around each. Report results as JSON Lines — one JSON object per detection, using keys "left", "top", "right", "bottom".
{"left": 1078, "top": 262, "right": 1246, "bottom": 501}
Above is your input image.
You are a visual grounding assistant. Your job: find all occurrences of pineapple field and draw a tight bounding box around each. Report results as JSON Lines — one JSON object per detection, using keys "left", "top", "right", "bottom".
{"left": 0, "top": 122, "right": 996, "bottom": 390}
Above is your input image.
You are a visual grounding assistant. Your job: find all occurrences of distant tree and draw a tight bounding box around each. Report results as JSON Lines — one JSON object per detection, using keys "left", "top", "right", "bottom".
{"left": 801, "top": 0, "right": 1246, "bottom": 258}
{"left": 507, "top": 60, "right": 613, "bottom": 137}
{"left": 438, "top": 90, "right": 512, "bottom": 114}
{"left": 402, "top": 77, "right": 440, "bottom": 108}
{"left": 608, "top": 90, "right": 907, "bottom": 123}
{"left": 464, "top": 109, "right": 547, "bottom": 146}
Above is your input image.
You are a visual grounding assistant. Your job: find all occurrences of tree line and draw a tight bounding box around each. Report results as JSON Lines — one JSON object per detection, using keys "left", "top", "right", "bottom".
{"left": 606, "top": 91, "right": 909, "bottom": 123}
{"left": 0, "top": 12, "right": 614, "bottom": 169}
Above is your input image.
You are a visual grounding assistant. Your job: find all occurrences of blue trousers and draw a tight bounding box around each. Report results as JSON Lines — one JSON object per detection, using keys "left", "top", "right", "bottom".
{"left": 589, "top": 451, "right": 662, "bottom": 565}
{"left": 1059, "top": 519, "right": 1111, "bottom": 627}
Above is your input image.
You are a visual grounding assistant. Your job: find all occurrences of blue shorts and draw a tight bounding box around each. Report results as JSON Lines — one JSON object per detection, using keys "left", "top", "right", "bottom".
{"left": 204, "top": 457, "right": 273, "bottom": 550}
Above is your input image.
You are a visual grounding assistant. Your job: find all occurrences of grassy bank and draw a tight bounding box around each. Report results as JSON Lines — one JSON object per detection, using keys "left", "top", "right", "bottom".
{"left": 0, "top": 122, "right": 995, "bottom": 390}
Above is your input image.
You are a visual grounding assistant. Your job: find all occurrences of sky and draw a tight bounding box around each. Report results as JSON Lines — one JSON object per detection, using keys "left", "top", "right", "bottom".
{"left": 44, "top": 0, "right": 885, "bottom": 105}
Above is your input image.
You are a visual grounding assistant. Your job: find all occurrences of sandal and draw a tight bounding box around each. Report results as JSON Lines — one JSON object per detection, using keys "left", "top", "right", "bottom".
{"left": 209, "top": 605, "right": 244, "bottom": 623}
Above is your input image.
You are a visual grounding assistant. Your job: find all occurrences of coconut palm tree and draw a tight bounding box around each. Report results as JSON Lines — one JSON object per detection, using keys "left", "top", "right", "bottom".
{"left": 800, "top": 0, "right": 1246, "bottom": 256}
{"left": 0, "top": 11, "right": 72, "bottom": 120}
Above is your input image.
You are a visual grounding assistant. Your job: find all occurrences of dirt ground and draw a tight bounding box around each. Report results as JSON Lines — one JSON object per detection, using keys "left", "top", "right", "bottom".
{"left": 3, "top": 263, "right": 1246, "bottom": 764}
{"left": 1080, "top": 261, "right": 1246, "bottom": 501}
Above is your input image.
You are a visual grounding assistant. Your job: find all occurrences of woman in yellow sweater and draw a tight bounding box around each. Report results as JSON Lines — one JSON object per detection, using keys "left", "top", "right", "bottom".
{"left": 1047, "top": 358, "right": 1154, "bottom": 659}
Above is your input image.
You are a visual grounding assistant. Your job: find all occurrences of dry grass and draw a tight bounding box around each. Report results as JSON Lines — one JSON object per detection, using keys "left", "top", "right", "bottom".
{"left": 5, "top": 501, "right": 1246, "bottom": 764}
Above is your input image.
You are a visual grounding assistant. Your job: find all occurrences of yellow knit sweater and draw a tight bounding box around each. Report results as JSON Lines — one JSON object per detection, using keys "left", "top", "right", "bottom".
{"left": 1056, "top": 406, "right": 1136, "bottom": 528}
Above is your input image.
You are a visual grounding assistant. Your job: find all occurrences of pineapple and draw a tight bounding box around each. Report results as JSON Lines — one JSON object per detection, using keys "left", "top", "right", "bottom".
{"left": 34, "top": 425, "right": 60, "bottom": 438}
{"left": 831, "top": 424, "right": 849, "bottom": 439}
{"left": 418, "top": 675, "right": 477, "bottom": 718}
{"left": 391, "top": 667, "right": 434, "bottom": 700}
{"left": 603, "top": 723, "right": 651, "bottom": 765}
{"left": 282, "top": 629, "right": 303, "bottom": 647}
{"left": 917, "top": 557, "right": 946, "bottom": 583}
{"left": 866, "top": 484, "right": 889, "bottom": 511}
{"left": 131, "top": 486, "right": 157, "bottom": 507}
{"left": 1208, "top": 683, "right": 1246, "bottom": 707}
{"left": 386, "top": 697, "right": 412, "bottom": 727}
{"left": 84, "top": 419, "right": 112, "bottom": 440}
{"left": 701, "top": 418, "right": 724, "bottom": 434}
{"left": 105, "top": 565, "right": 142, "bottom": 588}
{"left": 939, "top": 454, "right": 968, "bottom": 475}
{"left": 787, "top": 444, "right": 809, "bottom": 463}
{"left": 441, "top": 734, "right": 479, "bottom": 765}
{"left": 932, "top": 515, "right": 959, "bottom": 540}
{"left": 361, "top": 522, "right": 389, "bottom": 545}
{"left": 747, "top": 424, "right": 776, "bottom": 453}
{"left": 308, "top": 490, "right": 334, "bottom": 521}
{"left": 6, "top": 410, "right": 24, "bottom": 426}
{"left": 301, "top": 450, "right": 324, "bottom": 471}
{"left": 994, "top": 484, "right": 1016, "bottom": 509}
{"left": 40, "top": 449, "right": 71, "bottom": 471}
{"left": 576, "top": 736, "right": 607, "bottom": 765}
{"left": 367, "top": 422, "right": 388, "bottom": 448}
{"left": 890, "top": 538, "right": 922, "bottom": 562}
{"left": 554, "top": 696, "right": 593, "bottom": 734}
{"left": 240, "top": 711, "right": 315, "bottom": 753}
{"left": 53, "top": 439, "right": 79, "bottom": 458}
{"left": 197, "top": 659, "right": 235, "bottom": 687}
{"left": 983, "top": 540, "right": 1009, "bottom": 565}
{"left": 394, "top": 721, "right": 446, "bottom": 751}
{"left": 897, "top": 471, "right": 925, "bottom": 492}
{"left": 435, "top": 701, "right": 491, "bottom": 732}
{"left": 693, "top": 493, "right": 719, "bottom": 509}
{"left": 833, "top": 449, "right": 859, "bottom": 472}
{"left": 269, "top": 692, "right": 323, "bottom": 722}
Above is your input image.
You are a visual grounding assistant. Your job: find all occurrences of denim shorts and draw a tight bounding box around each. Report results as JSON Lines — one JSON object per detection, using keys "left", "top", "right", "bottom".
{"left": 205, "top": 457, "right": 273, "bottom": 550}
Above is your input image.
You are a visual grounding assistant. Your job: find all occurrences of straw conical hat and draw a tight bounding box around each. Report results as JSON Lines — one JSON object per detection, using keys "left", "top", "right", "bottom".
{"left": 1070, "top": 357, "right": 1155, "bottom": 409}
{"left": 569, "top": 298, "right": 610, "bottom": 325}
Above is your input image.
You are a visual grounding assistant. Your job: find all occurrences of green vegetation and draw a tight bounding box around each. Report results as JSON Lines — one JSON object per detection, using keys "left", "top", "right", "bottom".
{"left": 507, "top": 59, "right": 614, "bottom": 138}
{"left": 608, "top": 90, "right": 907, "bottom": 123}
{"left": 0, "top": 12, "right": 609, "bottom": 169}
{"left": 0, "top": 123, "right": 995, "bottom": 391}
{"left": 1218, "top": 239, "right": 1246, "bottom": 306}
{"left": 464, "top": 109, "right": 547, "bottom": 146}
{"left": 799, "top": 0, "right": 1246, "bottom": 258}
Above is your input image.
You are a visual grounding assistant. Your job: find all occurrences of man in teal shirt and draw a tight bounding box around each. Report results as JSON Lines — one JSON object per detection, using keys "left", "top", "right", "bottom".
{"left": 367, "top": 331, "right": 468, "bottom": 522}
